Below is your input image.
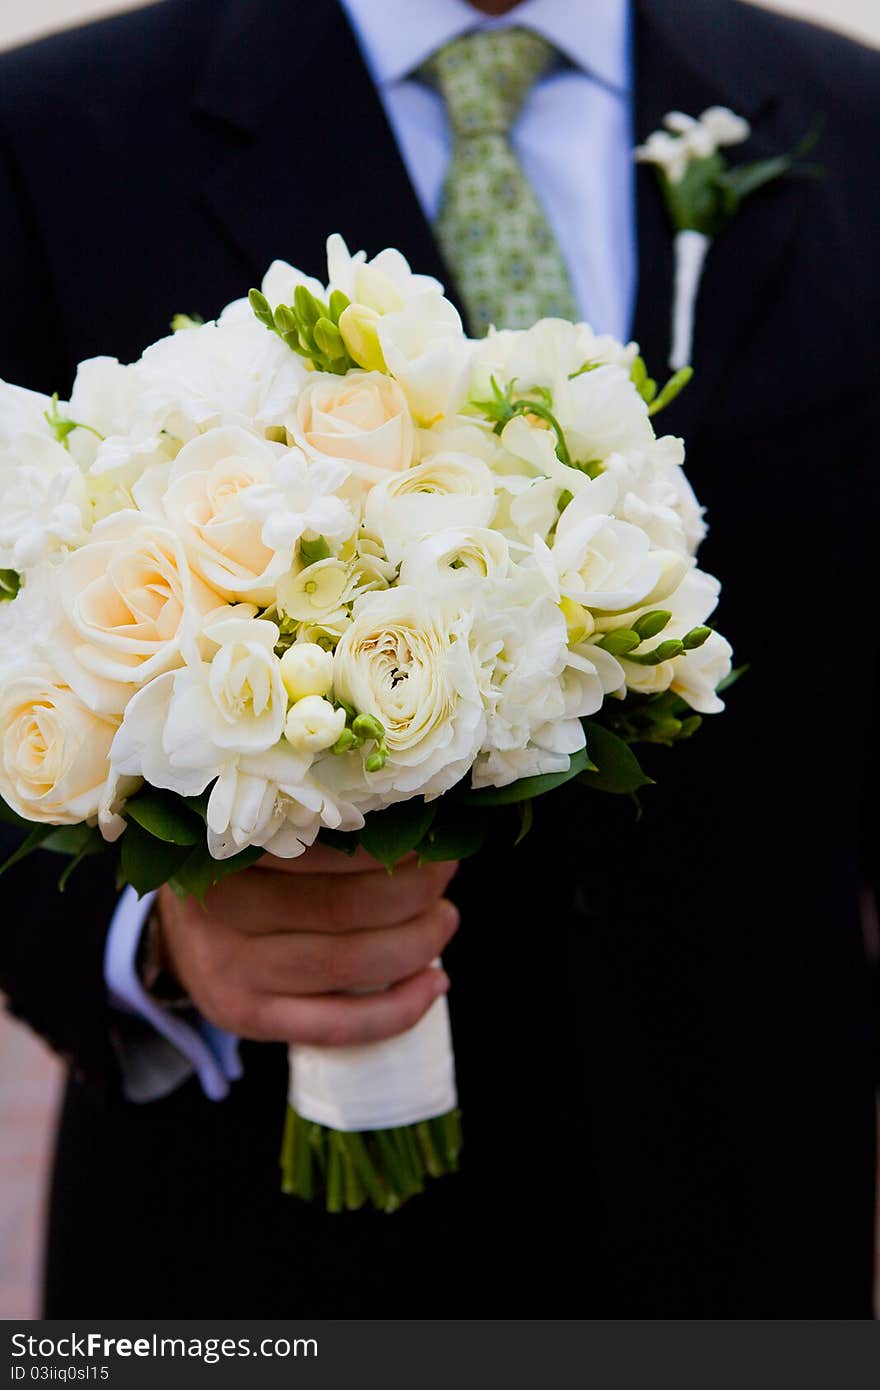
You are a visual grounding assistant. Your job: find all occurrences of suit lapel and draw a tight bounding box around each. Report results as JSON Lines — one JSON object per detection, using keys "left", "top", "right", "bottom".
{"left": 192, "top": 0, "right": 454, "bottom": 298}
{"left": 632, "top": 0, "right": 808, "bottom": 442}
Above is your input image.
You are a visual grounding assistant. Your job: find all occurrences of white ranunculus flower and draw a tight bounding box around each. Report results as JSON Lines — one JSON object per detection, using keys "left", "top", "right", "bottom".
{"left": 52, "top": 512, "right": 222, "bottom": 715}
{"left": 538, "top": 473, "right": 686, "bottom": 613}
{"left": 397, "top": 528, "right": 511, "bottom": 590}
{"left": 378, "top": 295, "right": 473, "bottom": 426}
{"left": 294, "top": 370, "right": 415, "bottom": 486}
{"left": 364, "top": 454, "right": 497, "bottom": 565}
{"left": 142, "top": 425, "right": 352, "bottom": 605}
{"left": 326, "top": 234, "right": 444, "bottom": 314}
{"left": 0, "top": 671, "right": 124, "bottom": 833}
{"left": 326, "top": 586, "right": 485, "bottom": 808}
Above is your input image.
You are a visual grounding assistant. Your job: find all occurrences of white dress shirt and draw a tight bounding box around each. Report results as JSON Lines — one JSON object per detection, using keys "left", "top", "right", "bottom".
{"left": 105, "top": 0, "right": 636, "bottom": 1102}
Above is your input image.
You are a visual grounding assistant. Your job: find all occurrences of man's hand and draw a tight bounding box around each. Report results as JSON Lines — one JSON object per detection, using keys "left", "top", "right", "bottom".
{"left": 155, "top": 846, "right": 459, "bottom": 1046}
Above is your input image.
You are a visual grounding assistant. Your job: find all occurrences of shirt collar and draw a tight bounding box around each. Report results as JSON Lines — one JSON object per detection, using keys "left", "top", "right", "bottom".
{"left": 337, "top": 0, "right": 631, "bottom": 95}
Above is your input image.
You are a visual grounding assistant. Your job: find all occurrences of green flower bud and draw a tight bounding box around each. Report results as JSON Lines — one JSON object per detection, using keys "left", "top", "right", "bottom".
{"left": 633, "top": 610, "right": 671, "bottom": 640}
{"left": 599, "top": 628, "right": 641, "bottom": 657}
{"left": 331, "top": 728, "right": 357, "bottom": 755}
{"left": 682, "top": 625, "right": 712, "bottom": 650}
{"left": 352, "top": 713, "right": 385, "bottom": 743}
{"left": 365, "top": 749, "right": 388, "bottom": 773}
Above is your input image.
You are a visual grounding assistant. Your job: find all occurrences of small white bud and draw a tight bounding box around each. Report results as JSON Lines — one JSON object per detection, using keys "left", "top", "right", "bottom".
{"left": 284, "top": 696, "right": 346, "bottom": 753}
{"left": 280, "top": 642, "right": 334, "bottom": 700}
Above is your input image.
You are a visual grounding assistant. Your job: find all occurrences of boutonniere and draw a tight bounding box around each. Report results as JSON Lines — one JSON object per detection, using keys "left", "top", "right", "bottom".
{"left": 635, "top": 107, "right": 821, "bottom": 369}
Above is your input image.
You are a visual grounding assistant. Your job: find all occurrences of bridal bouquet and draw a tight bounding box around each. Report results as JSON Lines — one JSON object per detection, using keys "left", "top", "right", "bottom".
{"left": 0, "top": 235, "right": 733, "bottom": 1211}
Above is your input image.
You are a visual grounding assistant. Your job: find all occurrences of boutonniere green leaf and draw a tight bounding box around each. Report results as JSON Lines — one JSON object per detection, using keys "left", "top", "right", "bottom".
{"left": 635, "top": 107, "right": 822, "bottom": 369}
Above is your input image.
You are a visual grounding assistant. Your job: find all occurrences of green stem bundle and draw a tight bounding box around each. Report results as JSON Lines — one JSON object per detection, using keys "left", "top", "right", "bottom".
{"left": 281, "top": 1106, "right": 462, "bottom": 1213}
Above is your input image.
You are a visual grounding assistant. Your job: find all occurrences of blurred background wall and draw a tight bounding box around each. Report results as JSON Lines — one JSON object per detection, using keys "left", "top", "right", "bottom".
{"left": 0, "top": 0, "right": 877, "bottom": 1322}
{"left": 2, "top": 0, "right": 879, "bottom": 52}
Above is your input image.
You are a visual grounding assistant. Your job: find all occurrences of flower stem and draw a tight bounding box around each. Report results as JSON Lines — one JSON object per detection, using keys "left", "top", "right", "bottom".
{"left": 280, "top": 1108, "right": 462, "bottom": 1213}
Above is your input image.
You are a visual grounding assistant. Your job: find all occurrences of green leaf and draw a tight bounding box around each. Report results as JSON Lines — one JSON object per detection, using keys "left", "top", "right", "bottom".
{"left": 515, "top": 800, "right": 534, "bottom": 846}
{"left": 124, "top": 787, "right": 204, "bottom": 845}
{"left": 716, "top": 663, "right": 748, "bottom": 695}
{"left": 718, "top": 155, "right": 793, "bottom": 203}
{"left": 579, "top": 722, "right": 654, "bottom": 795}
{"left": 461, "top": 747, "right": 594, "bottom": 807}
{"left": 0, "top": 797, "right": 29, "bottom": 828}
{"left": 121, "top": 821, "right": 192, "bottom": 896}
{"left": 0, "top": 569, "right": 21, "bottom": 602}
{"left": 416, "top": 818, "right": 487, "bottom": 864}
{"left": 299, "top": 535, "right": 332, "bottom": 565}
{"left": 0, "top": 825, "right": 55, "bottom": 879}
{"left": 648, "top": 367, "right": 693, "bottom": 416}
{"left": 41, "top": 824, "right": 100, "bottom": 856}
{"left": 169, "top": 843, "right": 264, "bottom": 904}
{"left": 319, "top": 827, "right": 362, "bottom": 857}
{"left": 359, "top": 800, "right": 437, "bottom": 871}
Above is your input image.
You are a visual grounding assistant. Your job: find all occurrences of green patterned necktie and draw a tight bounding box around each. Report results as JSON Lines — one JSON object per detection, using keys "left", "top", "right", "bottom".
{"left": 420, "top": 27, "right": 578, "bottom": 335}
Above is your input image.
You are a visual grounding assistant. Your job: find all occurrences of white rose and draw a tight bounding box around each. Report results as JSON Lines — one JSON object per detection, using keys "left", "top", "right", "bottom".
{"left": 364, "top": 453, "right": 497, "bottom": 565}
{"left": 285, "top": 697, "right": 346, "bottom": 752}
{"left": 52, "top": 512, "right": 221, "bottom": 715}
{"left": 145, "top": 425, "right": 352, "bottom": 605}
{"left": 0, "top": 672, "right": 122, "bottom": 831}
{"left": 326, "top": 586, "right": 485, "bottom": 807}
{"left": 378, "top": 295, "right": 473, "bottom": 426}
{"left": 294, "top": 370, "right": 415, "bottom": 486}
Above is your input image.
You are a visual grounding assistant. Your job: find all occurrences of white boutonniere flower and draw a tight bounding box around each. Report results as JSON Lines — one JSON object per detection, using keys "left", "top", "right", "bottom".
{"left": 635, "top": 107, "right": 821, "bottom": 369}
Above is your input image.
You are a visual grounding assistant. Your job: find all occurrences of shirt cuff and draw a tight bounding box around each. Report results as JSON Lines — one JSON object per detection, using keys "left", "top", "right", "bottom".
{"left": 104, "top": 886, "right": 242, "bottom": 1103}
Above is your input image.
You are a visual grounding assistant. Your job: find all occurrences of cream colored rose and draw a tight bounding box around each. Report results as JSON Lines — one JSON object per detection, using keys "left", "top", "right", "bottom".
{"left": 0, "top": 674, "right": 119, "bottom": 827}
{"left": 152, "top": 426, "right": 351, "bottom": 605}
{"left": 53, "top": 512, "right": 221, "bottom": 715}
{"left": 294, "top": 371, "right": 415, "bottom": 486}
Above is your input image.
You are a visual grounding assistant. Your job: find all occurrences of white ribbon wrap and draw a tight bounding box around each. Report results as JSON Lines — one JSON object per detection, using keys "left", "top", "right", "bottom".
{"left": 669, "top": 229, "right": 711, "bottom": 370}
{"left": 288, "top": 990, "right": 457, "bottom": 1132}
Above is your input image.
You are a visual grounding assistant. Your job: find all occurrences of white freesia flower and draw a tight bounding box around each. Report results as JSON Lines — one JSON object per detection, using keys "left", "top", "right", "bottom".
{"left": 110, "top": 616, "right": 353, "bottom": 857}
{"left": 326, "top": 234, "right": 444, "bottom": 314}
{"left": 285, "top": 696, "right": 346, "bottom": 753}
{"left": 617, "top": 568, "right": 727, "bottom": 707}
{"left": 138, "top": 425, "right": 353, "bottom": 605}
{"left": 52, "top": 512, "right": 222, "bottom": 715}
{"left": 327, "top": 586, "right": 485, "bottom": 809}
{"left": 294, "top": 370, "right": 416, "bottom": 486}
{"left": 635, "top": 106, "right": 750, "bottom": 184}
{"left": 378, "top": 295, "right": 473, "bottom": 426}
{"left": 0, "top": 671, "right": 125, "bottom": 835}
{"left": 603, "top": 436, "right": 706, "bottom": 555}
{"left": 280, "top": 642, "right": 335, "bottom": 700}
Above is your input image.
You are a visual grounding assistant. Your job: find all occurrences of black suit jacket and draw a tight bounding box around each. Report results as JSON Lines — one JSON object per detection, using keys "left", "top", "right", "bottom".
{"left": 0, "top": 0, "right": 877, "bottom": 1316}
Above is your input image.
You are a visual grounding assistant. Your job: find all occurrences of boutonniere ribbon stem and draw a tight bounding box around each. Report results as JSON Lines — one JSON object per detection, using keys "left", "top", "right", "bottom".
{"left": 636, "top": 107, "right": 822, "bottom": 370}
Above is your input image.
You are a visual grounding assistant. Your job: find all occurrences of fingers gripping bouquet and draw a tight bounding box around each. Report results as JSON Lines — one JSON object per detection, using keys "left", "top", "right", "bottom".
{"left": 0, "top": 235, "right": 734, "bottom": 1212}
